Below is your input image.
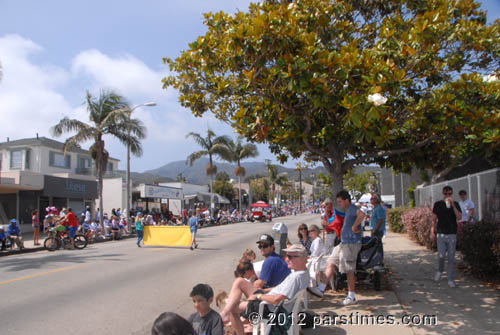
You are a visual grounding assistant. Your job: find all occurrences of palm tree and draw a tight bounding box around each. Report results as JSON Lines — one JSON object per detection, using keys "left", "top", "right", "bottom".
{"left": 267, "top": 162, "right": 288, "bottom": 207}
{"left": 52, "top": 90, "right": 146, "bottom": 225}
{"left": 186, "top": 129, "right": 230, "bottom": 214}
{"left": 218, "top": 136, "right": 259, "bottom": 213}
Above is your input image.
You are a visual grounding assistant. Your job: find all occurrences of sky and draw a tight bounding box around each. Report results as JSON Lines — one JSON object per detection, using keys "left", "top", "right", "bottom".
{"left": 0, "top": 0, "right": 499, "bottom": 173}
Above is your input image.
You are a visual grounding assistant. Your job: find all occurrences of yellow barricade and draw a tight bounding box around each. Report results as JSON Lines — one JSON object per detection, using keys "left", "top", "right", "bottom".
{"left": 143, "top": 226, "right": 192, "bottom": 247}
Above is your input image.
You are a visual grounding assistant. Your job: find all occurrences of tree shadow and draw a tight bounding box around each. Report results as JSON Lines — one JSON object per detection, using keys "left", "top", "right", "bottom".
{"left": 386, "top": 244, "right": 500, "bottom": 334}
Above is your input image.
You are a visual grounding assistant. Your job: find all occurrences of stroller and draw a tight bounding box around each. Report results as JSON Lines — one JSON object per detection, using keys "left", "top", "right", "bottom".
{"left": 331, "top": 236, "right": 384, "bottom": 291}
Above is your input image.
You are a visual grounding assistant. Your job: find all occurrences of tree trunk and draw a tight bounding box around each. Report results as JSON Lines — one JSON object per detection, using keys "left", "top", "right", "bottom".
{"left": 329, "top": 170, "right": 344, "bottom": 199}
{"left": 238, "top": 173, "right": 242, "bottom": 214}
{"left": 97, "top": 139, "right": 104, "bottom": 229}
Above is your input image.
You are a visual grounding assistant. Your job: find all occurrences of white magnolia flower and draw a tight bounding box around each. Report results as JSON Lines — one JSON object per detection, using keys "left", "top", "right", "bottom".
{"left": 367, "top": 93, "right": 387, "bottom": 106}
{"left": 483, "top": 74, "right": 499, "bottom": 83}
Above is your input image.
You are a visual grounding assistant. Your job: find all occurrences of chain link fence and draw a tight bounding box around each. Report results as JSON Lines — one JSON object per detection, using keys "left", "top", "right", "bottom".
{"left": 414, "top": 167, "right": 500, "bottom": 222}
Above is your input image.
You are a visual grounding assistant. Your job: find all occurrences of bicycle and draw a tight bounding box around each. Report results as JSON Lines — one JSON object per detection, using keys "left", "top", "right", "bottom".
{"left": 44, "top": 227, "right": 88, "bottom": 251}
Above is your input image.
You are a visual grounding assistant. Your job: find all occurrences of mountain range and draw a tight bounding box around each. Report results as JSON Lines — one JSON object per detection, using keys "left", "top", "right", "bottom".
{"left": 143, "top": 157, "right": 328, "bottom": 185}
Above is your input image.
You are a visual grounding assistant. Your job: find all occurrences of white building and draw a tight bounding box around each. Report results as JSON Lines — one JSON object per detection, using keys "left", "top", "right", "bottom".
{"left": 0, "top": 136, "right": 119, "bottom": 227}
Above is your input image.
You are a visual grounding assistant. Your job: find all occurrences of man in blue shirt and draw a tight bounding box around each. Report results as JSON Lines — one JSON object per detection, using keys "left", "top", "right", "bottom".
{"left": 308, "top": 190, "right": 364, "bottom": 305}
{"left": 254, "top": 234, "right": 291, "bottom": 289}
{"left": 369, "top": 194, "right": 386, "bottom": 239}
{"left": 7, "top": 219, "right": 24, "bottom": 249}
{"left": 189, "top": 213, "right": 199, "bottom": 251}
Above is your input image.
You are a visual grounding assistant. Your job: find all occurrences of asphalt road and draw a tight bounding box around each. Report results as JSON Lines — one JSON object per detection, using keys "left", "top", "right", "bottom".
{"left": 0, "top": 213, "right": 318, "bottom": 335}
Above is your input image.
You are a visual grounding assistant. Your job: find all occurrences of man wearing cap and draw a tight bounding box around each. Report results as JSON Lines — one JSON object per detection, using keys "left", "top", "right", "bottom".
{"left": 7, "top": 219, "right": 24, "bottom": 249}
{"left": 309, "top": 190, "right": 365, "bottom": 305}
{"left": 254, "top": 234, "right": 291, "bottom": 289}
{"left": 227, "top": 244, "right": 310, "bottom": 335}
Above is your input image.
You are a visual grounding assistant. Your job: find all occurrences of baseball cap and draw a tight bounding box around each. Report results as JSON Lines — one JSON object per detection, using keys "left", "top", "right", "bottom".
{"left": 283, "top": 244, "right": 308, "bottom": 257}
{"left": 256, "top": 234, "right": 274, "bottom": 245}
{"left": 9, "top": 218, "right": 17, "bottom": 224}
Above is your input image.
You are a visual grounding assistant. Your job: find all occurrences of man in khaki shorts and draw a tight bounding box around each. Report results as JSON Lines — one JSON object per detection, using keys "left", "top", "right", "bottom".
{"left": 308, "top": 190, "right": 365, "bottom": 305}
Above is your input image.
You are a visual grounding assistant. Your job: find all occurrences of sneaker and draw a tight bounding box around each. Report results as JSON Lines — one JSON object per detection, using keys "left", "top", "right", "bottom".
{"left": 434, "top": 272, "right": 441, "bottom": 282}
{"left": 195, "top": 244, "right": 198, "bottom": 249}
{"left": 448, "top": 281, "right": 456, "bottom": 288}
{"left": 343, "top": 296, "right": 357, "bottom": 305}
{"left": 307, "top": 286, "right": 324, "bottom": 298}
{"left": 190, "top": 246, "right": 194, "bottom": 250}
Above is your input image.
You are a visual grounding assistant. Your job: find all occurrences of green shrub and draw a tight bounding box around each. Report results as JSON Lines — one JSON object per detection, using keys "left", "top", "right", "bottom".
{"left": 459, "top": 222, "right": 500, "bottom": 277}
{"left": 387, "top": 208, "right": 406, "bottom": 233}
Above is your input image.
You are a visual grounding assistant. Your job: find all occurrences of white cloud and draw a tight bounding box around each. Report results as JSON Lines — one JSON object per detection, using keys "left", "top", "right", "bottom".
{"left": 0, "top": 34, "right": 280, "bottom": 172}
{"left": 0, "top": 34, "right": 73, "bottom": 140}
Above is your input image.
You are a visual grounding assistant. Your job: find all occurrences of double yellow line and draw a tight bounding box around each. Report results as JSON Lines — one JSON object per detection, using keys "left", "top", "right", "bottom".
{"left": 0, "top": 265, "right": 79, "bottom": 286}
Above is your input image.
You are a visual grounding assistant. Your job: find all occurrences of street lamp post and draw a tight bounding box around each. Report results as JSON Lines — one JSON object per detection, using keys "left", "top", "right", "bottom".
{"left": 125, "top": 102, "right": 156, "bottom": 227}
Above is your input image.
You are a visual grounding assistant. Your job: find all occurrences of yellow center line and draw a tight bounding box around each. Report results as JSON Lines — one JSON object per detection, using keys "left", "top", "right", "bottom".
{"left": 0, "top": 265, "right": 80, "bottom": 286}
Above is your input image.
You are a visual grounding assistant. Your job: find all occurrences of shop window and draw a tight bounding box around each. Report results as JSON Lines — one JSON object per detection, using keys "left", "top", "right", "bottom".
{"left": 10, "top": 150, "right": 22, "bottom": 169}
{"left": 49, "top": 151, "right": 71, "bottom": 169}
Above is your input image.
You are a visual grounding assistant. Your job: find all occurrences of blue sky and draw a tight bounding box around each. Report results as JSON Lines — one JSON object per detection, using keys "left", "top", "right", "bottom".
{"left": 0, "top": 0, "right": 499, "bottom": 172}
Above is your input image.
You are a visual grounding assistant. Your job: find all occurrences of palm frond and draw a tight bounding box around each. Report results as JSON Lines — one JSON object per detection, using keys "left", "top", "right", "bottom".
{"left": 186, "top": 132, "right": 209, "bottom": 150}
{"left": 186, "top": 150, "right": 207, "bottom": 166}
{"left": 51, "top": 117, "right": 91, "bottom": 137}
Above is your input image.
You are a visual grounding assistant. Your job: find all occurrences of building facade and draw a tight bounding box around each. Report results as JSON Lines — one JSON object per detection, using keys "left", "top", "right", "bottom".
{"left": 0, "top": 136, "right": 119, "bottom": 227}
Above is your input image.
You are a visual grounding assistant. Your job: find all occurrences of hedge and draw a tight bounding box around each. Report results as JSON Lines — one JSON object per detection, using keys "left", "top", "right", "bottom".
{"left": 387, "top": 208, "right": 406, "bottom": 233}
{"left": 401, "top": 207, "right": 436, "bottom": 250}
{"left": 459, "top": 221, "right": 500, "bottom": 277}
{"left": 394, "top": 207, "right": 500, "bottom": 277}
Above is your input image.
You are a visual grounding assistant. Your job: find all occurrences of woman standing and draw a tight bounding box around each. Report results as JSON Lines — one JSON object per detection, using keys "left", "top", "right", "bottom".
{"left": 297, "top": 223, "right": 311, "bottom": 255}
{"left": 32, "top": 209, "right": 40, "bottom": 245}
{"left": 135, "top": 213, "right": 144, "bottom": 247}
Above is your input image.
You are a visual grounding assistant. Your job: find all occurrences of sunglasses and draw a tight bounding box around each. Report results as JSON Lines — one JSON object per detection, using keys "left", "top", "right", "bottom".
{"left": 444, "top": 192, "right": 452, "bottom": 195}
{"left": 258, "top": 244, "right": 270, "bottom": 249}
{"left": 299, "top": 228, "right": 308, "bottom": 231}
{"left": 287, "top": 254, "right": 300, "bottom": 259}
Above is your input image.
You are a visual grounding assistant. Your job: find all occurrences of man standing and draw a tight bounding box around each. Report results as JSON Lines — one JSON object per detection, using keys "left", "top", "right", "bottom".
{"left": 254, "top": 234, "right": 291, "bottom": 289}
{"left": 189, "top": 212, "right": 199, "bottom": 250}
{"left": 432, "top": 186, "right": 462, "bottom": 287}
{"left": 320, "top": 198, "right": 336, "bottom": 254}
{"left": 458, "top": 190, "right": 475, "bottom": 224}
{"left": 308, "top": 190, "right": 365, "bottom": 305}
{"left": 369, "top": 194, "right": 386, "bottom": 239}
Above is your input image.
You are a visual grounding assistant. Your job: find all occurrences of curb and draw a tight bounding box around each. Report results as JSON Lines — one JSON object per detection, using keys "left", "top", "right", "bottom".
{"left": 0, "top": 234, "right": 136, "bottom": 257}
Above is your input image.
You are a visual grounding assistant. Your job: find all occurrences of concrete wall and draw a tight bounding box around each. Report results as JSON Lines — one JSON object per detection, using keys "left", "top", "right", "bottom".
{"left": 97, "top": 177, "right": 126, "bottom": 216}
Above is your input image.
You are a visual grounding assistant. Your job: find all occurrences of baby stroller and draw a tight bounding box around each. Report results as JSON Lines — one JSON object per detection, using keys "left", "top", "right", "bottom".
{"left": 331, "top": 236, "right": 384, "bottom": 291}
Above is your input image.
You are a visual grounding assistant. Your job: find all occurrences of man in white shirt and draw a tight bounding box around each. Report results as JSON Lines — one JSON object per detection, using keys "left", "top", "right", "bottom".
{"left": 458, "top": 190, "right": 475, "bottom": 224}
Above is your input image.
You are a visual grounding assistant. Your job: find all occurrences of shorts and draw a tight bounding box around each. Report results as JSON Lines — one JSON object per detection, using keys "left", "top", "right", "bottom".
{"left": 68, "top": 226, "right": 78, "bottom": 238}
{"left": 241, "top": 298, "right": 271, "bottom": 320}
{"left": 191, "top": 231, "right": 197, "bottom": 239}
{"left": 327, "top": 243, "right": 361, "bottom": 273}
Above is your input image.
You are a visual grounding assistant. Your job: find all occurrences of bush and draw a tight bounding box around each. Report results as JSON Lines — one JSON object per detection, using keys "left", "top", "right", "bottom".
{"left": 459, "top": 222, "right": 500, "bottom": 277}
{"left": 401, "top": 207, "right": 436, "bottom": 250}
{"left": 387, "top": 208, "right": 406, "bottom": 233}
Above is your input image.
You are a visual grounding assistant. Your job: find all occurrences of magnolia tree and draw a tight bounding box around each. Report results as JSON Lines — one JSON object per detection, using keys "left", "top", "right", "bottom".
{"left": 164, "top": 0, "right": 500, "bottom": 195}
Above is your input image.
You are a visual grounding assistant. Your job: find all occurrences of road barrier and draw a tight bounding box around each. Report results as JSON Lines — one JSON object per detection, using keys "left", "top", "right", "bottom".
{"left": 143, "top": 226, "right": 191, "bottom": 247}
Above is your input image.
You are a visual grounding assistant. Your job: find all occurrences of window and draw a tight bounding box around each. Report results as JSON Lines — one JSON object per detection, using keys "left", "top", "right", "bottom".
{"left": 107, "top": 162, "right": 114, "bottom": 172}
{"left": 10, "top": 150, "right": 22, "bottom": 169}
{"left": 49, "top": 151, "right": 71, "bottom": 168}
{"left": 78, "top": 157, "right": 91, "bottom": 169}
{"left": 25, "top": 149, "right": 30, "bottom": 169}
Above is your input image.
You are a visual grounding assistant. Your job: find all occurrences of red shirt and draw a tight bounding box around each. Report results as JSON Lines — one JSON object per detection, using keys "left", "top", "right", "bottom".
{"left": 66, "top": 212, "right": 79, "bottom": 227}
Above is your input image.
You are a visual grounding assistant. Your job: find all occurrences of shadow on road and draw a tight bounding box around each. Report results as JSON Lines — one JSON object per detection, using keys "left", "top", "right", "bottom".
{"left": 0, "top": 251, "right": 126, "bottom": 272}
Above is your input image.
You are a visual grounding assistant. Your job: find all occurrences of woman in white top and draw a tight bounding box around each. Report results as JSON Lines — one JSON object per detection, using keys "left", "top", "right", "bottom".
{"left": 308, "top": 224, "right": 325, "bottom": 257}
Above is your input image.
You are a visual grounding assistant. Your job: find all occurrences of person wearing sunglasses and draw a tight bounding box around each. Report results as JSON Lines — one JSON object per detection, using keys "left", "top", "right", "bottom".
{"left": 297, "top": 223, "right": 312, "bottom": 255}
{"left": 432, "top": 185, "right": 462, "bottom": 287}
{"left": 253, "top": 234, "right": 291, "bottom": 290}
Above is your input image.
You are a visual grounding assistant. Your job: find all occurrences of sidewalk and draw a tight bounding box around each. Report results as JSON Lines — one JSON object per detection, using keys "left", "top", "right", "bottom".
{"left": 303, "top": 230, "right": 500, "bottom": 335}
